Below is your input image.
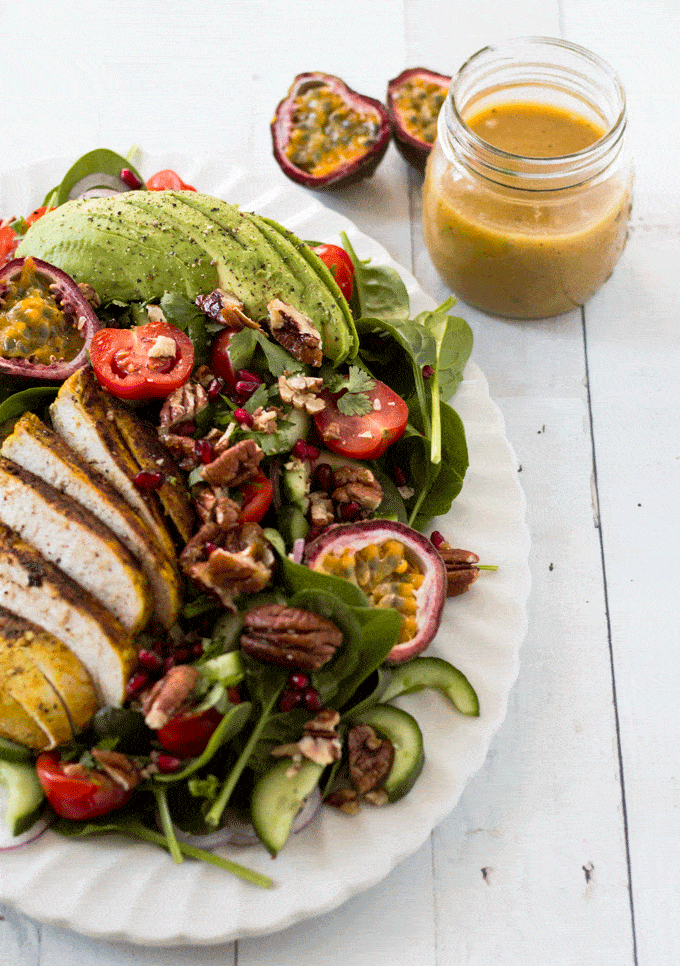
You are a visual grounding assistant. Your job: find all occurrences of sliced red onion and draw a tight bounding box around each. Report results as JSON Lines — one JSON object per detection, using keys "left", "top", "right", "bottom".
{"left": 165, "top": 786, "right": 322, "bottom": 851}
{"left": 0, "top": 786, "right": 52, "bottom": 851}
{"left": 291, "top": 537, "right": 306, "bottom": 564}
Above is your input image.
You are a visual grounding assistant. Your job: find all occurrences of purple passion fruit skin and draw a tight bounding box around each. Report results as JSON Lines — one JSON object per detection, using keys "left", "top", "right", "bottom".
{"left": 272, "top": 72, "right": 392, "bottom": 190}
{"left": 304, "top": 520, "right": 447, "bottom": 664}
{"left": 387, "top": 68, "right": 451, "bottom": 173}
{"left": 0, "top": 257, "right": 100, "bottom": 381}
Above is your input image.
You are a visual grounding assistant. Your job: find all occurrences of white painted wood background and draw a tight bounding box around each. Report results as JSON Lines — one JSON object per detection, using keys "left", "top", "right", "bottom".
{"left": 1, "top": 0, "right": 678, "bottom": 963}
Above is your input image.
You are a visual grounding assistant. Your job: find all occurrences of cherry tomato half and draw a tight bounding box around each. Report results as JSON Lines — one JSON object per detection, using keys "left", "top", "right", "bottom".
{"left": 156, "top": 707, "right": 223, "bottom": 758}
{"left": 35, "top": 751, "right": 133, "bottom": 821}
{"left": 313, "top": 379, "right": 409, "bottom": 460}
{"left": 312, "top": 244, "right": 354, "bottom": 301}
{"left": 90, "top": 321, "right": 195, "bottom": 400}
{"left": 24, "top": 205, "right": 54, "bottom": 228}
{"left": 209, "top": 328, "right": 238, "bottom": 394}
{"left": 237, "top": 469, "right": 273, "bottom": 523}
{"left": 146, "top": 169, "right": 197, "bottom": 192}
{"left": 0, "top": 224, "right": 19, "bottom": 267}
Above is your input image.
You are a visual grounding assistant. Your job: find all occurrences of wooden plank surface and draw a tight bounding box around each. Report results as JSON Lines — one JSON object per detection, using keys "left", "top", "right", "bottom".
{"left": 1, "top": 0, "right": 678, "bottom": 962}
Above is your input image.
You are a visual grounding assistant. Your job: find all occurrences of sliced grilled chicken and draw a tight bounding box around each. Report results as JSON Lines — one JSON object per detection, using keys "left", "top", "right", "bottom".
{"left": 0, "top": 691, "right": 48, "bottom": 750}
{"left": 0, "top": 608, "right": 98, "bottom": 749}
{"left": 50, "top": 368, "right": 194, "bottom": 556}
{"left": 0, "top": 456, "right": 151, "bottom": 635}
{"left": 0, "top": 523, "right": 138, "bottom": 705}
{"left": 2, "top": 413, "right": 182, "bottom": 628}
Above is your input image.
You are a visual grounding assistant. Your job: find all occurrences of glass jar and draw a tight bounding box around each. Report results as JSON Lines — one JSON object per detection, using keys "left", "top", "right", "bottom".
{"left": 422, "top": 37, "right": 634, "bottom": 319}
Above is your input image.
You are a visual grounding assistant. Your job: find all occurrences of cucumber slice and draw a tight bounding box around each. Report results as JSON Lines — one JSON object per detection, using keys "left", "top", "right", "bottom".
{"left": 251, "top": 757, "right": 323, "bottom": 857}
{"left": 351, "top": 703, "right": 424, "bottom": 802}
{"left": 380, "top": 656, "right": 480, "bottom": 717}
{"left": 0, "top": 736, "right": 33, "bottom": 764}
{"left": 0, "top": 759, "right": 44, "bottom": 836}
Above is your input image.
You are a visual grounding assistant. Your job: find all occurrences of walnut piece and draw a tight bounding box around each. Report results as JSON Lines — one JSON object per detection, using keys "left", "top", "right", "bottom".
{"left": 268, "top": 299, "right": 323, "bottom": 367}
{"left": 90, "top": 749, "right": 142, "bottom": 792}
{"left": 196, "top": 288, "right": 263, "bottom": 331}
{"left": 159, "top": 372, "right": 209, "bottom": 431}
{"left": 192, "top": 484, "right": 241, "bottom": 526}
{"left": 240, "top": 604, "right": 343, "bottom": 671}
{"left": 179, "top": 521, "right": 274, "bottom": 609}
{"left": 272, "top": 709, "right": 342, "bottom": 767}
{"left": 142, "top": 664, "right": 199, "bottom": 729}
{"left": 250, "top": 406, "right": 280, "bottom": 434}
{"left": 347, "top": 724, "right": 395, "bottom": 797}
{"left": 309, "top": 491, "right": 335, "bottom": 527}
{"left": 200, "top": 438, "right": 264, "bottom": 487}
{"left": 437, "top": 543, "right": 480, "bottom": 597}
{"left": 278, "top": 374, "right": 325, "bottom": 414}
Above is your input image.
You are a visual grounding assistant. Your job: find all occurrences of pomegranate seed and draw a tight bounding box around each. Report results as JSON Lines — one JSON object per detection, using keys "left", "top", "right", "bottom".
{"left": 134, "top": 470, "right": 164, "bottom": 491}
{"left": 290, "top": 672, "right": 310, "bottom": 690}
{"left": 204, "top": 541, "right": 218, "bottom": 556}
{"left": 120, "top": 167, "right": 143, "bottom": 189}
{"left": 155, "top": 753, "right": 183, "bottom": 774}
{"left": 278, "top": 689, "right": 303, "bottom": 713}
{"left": 174, "top": 420, "right": 195, "bottom": 437}
{"left": 126, "top": 671, "right": 149, "bottom": 697}
{"left": 314, "top": 463, "right": 333, "bottom": 492}
{"left": 235, "top": 380, "right": 259, "bottom": 399}
{"left": 194, "top": 438, "right": 213, "bottom": 464}
{"left": 340, "top": 501, "right": 361, "bottom": 521}
{"left": 206, "top": 377, "right": 224, "bottom": 400}
{"left": 234, "top": 408, "right": 253, "bottom": 427}
{"left": 236, "top": 369, "right": 261, "bottom": 384}
{"left": 430, "top": 530, "right": 445, "bottom": 549}
{"left": 394, "top": 466, "right": 407, "bottom": 486}
{"left": 422, "top": 364, "right": 435, "bottom": 379}
{"left": 303, "top": 688, "right": 323, "bottom": 712}
{"left": 137, "top": 649, "right": 163, "bottom": 673}
{"left": 305, "top": 444, "right": 320, "bottom": 461}
{"left": 292, "top": 439, "right": 307, "bottom": 459}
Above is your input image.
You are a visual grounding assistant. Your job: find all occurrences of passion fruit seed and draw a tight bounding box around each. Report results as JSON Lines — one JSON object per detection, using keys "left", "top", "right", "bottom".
{"left": 272, "top": 72, "right": 391, "bottom": 189}
{"left": 316, "top": 540, "right": 424, "bottom": 645}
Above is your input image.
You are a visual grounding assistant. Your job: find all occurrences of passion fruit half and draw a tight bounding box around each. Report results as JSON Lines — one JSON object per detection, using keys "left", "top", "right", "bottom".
{"left": 272, "top": 72, "right": 391, "bottom": 189}
{"left": 304, "top": 520, "right": 446, "bottom": 664}
{"left": 0, "top": 257, "right": 100, "bottom": 381}
{"left": 386, "top": 67, "right": 451, "bottom": 173}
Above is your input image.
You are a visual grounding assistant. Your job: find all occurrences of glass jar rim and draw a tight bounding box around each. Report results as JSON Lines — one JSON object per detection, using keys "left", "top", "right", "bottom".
{"left": 442, "top": 36, "right": 628, "bottom": 189}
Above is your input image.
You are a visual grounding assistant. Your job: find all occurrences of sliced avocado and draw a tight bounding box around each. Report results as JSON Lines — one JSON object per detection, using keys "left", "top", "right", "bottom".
{"left": 0, "top": 759, "right": 44, "bottom": 836}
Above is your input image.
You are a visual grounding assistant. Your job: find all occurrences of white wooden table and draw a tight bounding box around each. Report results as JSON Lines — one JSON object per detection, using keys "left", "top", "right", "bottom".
{"left": 1, "top": 0, "right": 678, "bottom": 963}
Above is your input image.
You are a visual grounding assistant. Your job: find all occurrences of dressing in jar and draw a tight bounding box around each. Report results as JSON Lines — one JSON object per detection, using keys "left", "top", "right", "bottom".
{"left": 422, "top": 37, "right": 633, "bottom": 319}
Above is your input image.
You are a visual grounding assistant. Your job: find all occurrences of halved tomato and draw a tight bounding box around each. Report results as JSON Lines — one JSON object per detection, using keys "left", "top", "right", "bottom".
{"left": 156, "top": 707, "right": 223, "bottom": 758}
{"left": 312, "top": 244, "right": 354, "bottom": 300}
{"left": 313, "top": 379, "right": 409, "bottom": 460}
{"left": 35, "top": 751, "right": 133, "bottom": 821}
{"left": 146, "top": 169, "right": 197, "bottom": 192}
{"left": 90, "top": 320, "right": 194, "bottom": 400}
{"left": 238, "top": 469, "right": 273, "bottom": 523}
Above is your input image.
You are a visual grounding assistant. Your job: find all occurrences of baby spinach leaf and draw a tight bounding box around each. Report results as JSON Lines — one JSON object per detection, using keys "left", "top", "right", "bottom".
{"left": 279, "top": 555, "right": 369, "bottom": 608}
{"left": 341, "top": 232, "right": 410, "bottom": 322}
{"left": 0, "top": 385, "right": 58, "bottom": 427}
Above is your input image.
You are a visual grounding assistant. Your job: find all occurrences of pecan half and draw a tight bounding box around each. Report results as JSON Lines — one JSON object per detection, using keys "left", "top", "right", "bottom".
{"left": 192, "top": 484, "right": 241, "bottom": 526}
{"left": 142, "top": 664, "right": 199, "bottom": 729}
{"left": 200, "top": 438, "right": 264, "bottom": 487}
{"left": 437, "top": 544, "right": 480, "bottom": 597}
{"left": 347, "top": 724, "right": 394, "bottom": 796}
{"left": 268, "top": 299, "right": 323, "bottom": 367}
{"left": 331, "top": 465, "right": 383, "bottom": 513}
{"left": 159, "top": 373, "right": 209, "bottom": 431}
{"left": 240, "top": 604, "right": 343, "bottom": 671}
{"left": 179, "top": 521, "right": 274, "bottom": 609}
{"left": 90, "top": 749, "right": 142, "bottom": 792}
{"left": 196, "top": 289, "right": 263, "bottom": 331}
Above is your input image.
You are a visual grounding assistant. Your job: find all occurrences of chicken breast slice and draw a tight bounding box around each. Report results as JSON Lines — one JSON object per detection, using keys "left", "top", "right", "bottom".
{"left": 0, "top": 524, "right": 138, "bottom": 705}
{"left": 2, "top": 413, "right": 181, "bottom": 628}
{"left": 0, "top": 456, "right": 151, "bottom": 635}
{"left": 0, "top": 691, "right": 48, "bottom": 750}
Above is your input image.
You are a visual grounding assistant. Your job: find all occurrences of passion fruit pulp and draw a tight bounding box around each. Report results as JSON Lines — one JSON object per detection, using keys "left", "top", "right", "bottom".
{"left": 272, "top": 72, "right": 391, "bottom": 189}
{"left": 303, "top": 520, "right": 446, "bottom": 664}
{"left": 0, "top": 257, "right": 100, "bottom": 382}
{"left": 386, "top": 68, "right": 451, "bottom": 173}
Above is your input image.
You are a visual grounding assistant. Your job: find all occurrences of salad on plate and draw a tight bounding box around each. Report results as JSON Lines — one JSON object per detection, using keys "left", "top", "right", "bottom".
{"left": 0, "top": 148, "right": 490, "bottom": 889}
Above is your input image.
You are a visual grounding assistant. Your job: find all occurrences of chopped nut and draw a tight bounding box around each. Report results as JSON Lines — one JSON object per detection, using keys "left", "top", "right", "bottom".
{"left": 278, "top": 374, "right": 325, "bottom": 414}
{"left": 437, "top": 543, "right": 480, "bottom": 597}
{"left": 142, "top": 664, "right": 199, "bottom": 729}
{"left": 272, "top": 709, "right": 342, "bottom": 767}
{"left": 200, "top": 438, "right": 264, "bottom": 487}
{"left": 158, "top": 433, "right": 200, "bottom": 471}
{"left": 146, "top": 304, "right": 167, "bottom": 324}
{"left": 309, "top": 491, "right": 335, "bottom": 527}
{"left": 326, "top": 787, "right": 362, "bottom": 815}
{"left": 180, "top": 521, "right": 274, "bottom": 609}
{"left": 250, "top": 406, "right": 280, "bottom": 434}
{"left": 196, "top": 288, "right": 262, "bottom": 330}
{"left": 331, "top": 465, "right": 383, "bottom": 514}
{"left": 90, "top": 749, "right": 142, "bottom": 792}
{"left": 192, "top": 484, "right": 241, "bottom": 526}
{"left": 347, "top": 723, "right": 394, "bottom": 796}
{"left": 159, "top": 374, "right": 209, "bottom": 431}
{"left": 240, "top": 604, "right": 343, "bottom": 671}
{"left": 268, "top": 299, "right": 323, "bottom": 367}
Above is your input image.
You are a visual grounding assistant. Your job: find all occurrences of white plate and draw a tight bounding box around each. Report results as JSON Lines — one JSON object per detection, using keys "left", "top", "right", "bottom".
{"left": 0, "top": 152, "right": 531, "bottom": 946}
